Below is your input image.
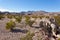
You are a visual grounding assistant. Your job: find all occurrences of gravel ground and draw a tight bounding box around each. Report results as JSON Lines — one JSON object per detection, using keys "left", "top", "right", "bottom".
{"left": 0, "top": 18, "right": 59, "bottom": 40}
{"left": 0, "top": 18, "right": 40, "bottom": 40}
{"left": 0, "top": 18, "right": 26, "bottom": 40}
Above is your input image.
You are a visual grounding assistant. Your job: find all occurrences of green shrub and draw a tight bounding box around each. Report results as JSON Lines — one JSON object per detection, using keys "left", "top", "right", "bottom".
{"left": 20, "top": 32, "right": 34, "bottom": 40}
{"left": 45, "top": 16, "right": 49, "bottom": 18}
{"left": 32, "top": 16, "right": 37, "bottom": 18}
{"left": 0, "top": 15, "right": 5, "bottom": 19}
{"left": 25, "top": 16, "right": 30, "bottom": 24}
{"left": 25, "top": 16, "right": 29, "bottom": 20}
{"left": 38, "top": 16, "right": 45, "bottom": 19}
{"left": 54, "top": 16, "right": 60, "bottom": 26}
{"left": 6, "top": 20, "right": 15, "bottom": 31}
{"left": 25, "top": 16, "right": 35, "bottom": 27}
{"left": 7, "top": 15, "right": 13, "bottom": 19}
{"left": 58, "top": 38, "right": 60, "bottom": 40}
{"left": 15, "top": 16, "right": 22, "bottom": 23}
{"left": 27, "top": 20, "right": 34, "bottom": 27}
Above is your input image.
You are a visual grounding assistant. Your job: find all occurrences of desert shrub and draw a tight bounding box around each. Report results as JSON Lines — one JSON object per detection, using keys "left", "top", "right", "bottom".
{"left": 11, "top": 15, "right": 15, "bottom": 18}
{"left": 26, "top": 20, "right": 34, "bottom": 27}
{"left": 15, "top": 16, "right": 22, "bottom": 23}
{"left": 25, "top": 15, "right": 35, "bottom": 27}
{"left": 28, "top": 21, "right": 34, "bottom": 27}
{"left": 7, "top": 15, "right": 13, "bottom": 19}
{"left": 32, "top": 16, "right": 37, "bottom": 18}
{"left": 54, "top": 16, "right": 60, "bottom": 26}
{"left": 0, "top": 15, "right": 5, "bottom": 19}
{"left": 38, "top": 16, "right": 42, "bottom": 19}
{"left": 58, "top": 38, "right": 60, "bottom": 40}
{"left": 25, "top": 16, "right": 30, "bottom": 19}
{"left": 20, "top": 32, "right": 34, "bottom": 40}
{"left": 25, "top": 16, "right": 30, "bottom": 24}
{"left": 25, "top": 16, "right": 34, "bottom": 26}
{"left": 38, "top": 16, "right": 45, "bottom": 19}
{"left": 38, "top": 16, "right": 43, "bottom": 19}
{"left": 6, "top": 20, "right": 15, "bottom": 31}
{"left": 45, "top": 16, "right": 49, "bottom": 18}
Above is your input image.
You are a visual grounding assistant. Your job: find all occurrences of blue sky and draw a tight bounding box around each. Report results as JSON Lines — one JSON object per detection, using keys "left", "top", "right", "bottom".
{"left": 0, "top": 0, "right": 60, "bottom": 12}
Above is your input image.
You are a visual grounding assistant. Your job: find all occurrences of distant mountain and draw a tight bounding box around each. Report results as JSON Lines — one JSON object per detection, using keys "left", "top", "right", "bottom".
{"left": 0, "top": 11, "right": 60, "bottom": 15}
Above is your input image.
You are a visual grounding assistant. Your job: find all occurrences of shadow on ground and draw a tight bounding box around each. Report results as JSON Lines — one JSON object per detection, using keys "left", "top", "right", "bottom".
{"left": 11, "top": 29, "right": 28, "bottom": 33}
{"left": 32, "top": 26, "right": 40, "bottom": 28}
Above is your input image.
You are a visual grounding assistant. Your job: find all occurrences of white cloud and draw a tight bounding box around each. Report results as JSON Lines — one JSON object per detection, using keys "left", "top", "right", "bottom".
{"left": 0, "top": 8, "right": 8, "bottom": 12}
{"left": 0, "top": 8, "right": 14, "bottom": 12}
{"left": 0, "top": 8, "right": 20, "bottom": 12}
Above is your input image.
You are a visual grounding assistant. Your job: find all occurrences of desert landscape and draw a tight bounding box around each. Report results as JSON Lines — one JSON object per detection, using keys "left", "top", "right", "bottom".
{"left": 0, "top": 11, "right": 60, "bottom": 40}
{"left": 0, "top": 0, "right": 60, "bottom": 40}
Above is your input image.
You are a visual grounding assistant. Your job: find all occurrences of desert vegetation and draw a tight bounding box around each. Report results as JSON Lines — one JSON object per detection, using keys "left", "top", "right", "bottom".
{"left": 6, "top": 20, "right": 16, "bottom": 31}
{"left": 54, "top": 16, "right": 60, "bottom": 26}
{"left": 0, "top": 15, "right": 5, "bottom": 19}
{"left": 7, "top": 15, "right": 13, "bottom": 19}
{"left": 20, "top": 31, "right": 34, "bottom": 40}
{"left": 15, "top": 16, "right": 22, "bottom": 23}
{"left": 58, "top": 38, "right": 60, "bottom": 40}
{"left": 0, "top": 11, "right": 60, "bottom": 40}
{"left": 25, "top": 16, "right": 34, "bottom": 27}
